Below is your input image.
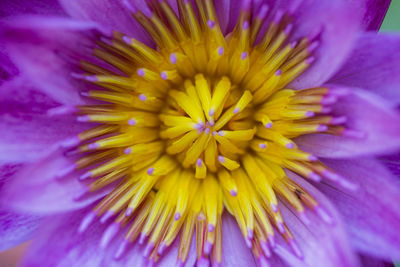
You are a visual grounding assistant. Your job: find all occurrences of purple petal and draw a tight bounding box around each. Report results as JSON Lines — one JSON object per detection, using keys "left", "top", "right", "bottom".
{"left": 0, "top": 16, "right": 102, "bottom": 105}
{"left": 360, "top": 254, "right": 394, "bottom": 267}
{"left": 22, "top": 207, "right": 196, "bottom": 267}
{"left": 0, "top": 47, "right": 18, "bottom": 83}
{"left": 330, "top": 33, "right": 400, "bottom": 106}
{"left": 286, "top": 0, "right": 362, "bottom": 89}
{"left": 0, "top": 211, "right": 41, "bottom": 252}
{"left": 317, "top": 158, "right": 400, "bottom": 261}
{"left": 0, "top": 164, "right": 22, "bottom": 181}
{"left": 361, "top": 0, "right": 391, "bottom": 31}
{"left": 99, "top": 225, "right": 196, "bottom": 267}
{"left": 0, "top": 149, "right": 108, "bottom": 214}
{"left": 221, "top": 214, "right": 257, "bottom": 266}
{"left": 58, "top": 0, "right": 152, "bottom": 44}
{"left": 21, "top": 208, "right": 110, "bottom": 267}
{"left": 380, "top": 151, "right": 400, "bottom": 178}
{"left": 297, "top": 87, "right": 400, "bottom": 158}
{"left": 274, "top": 172, "right": 360, "bottom": 267}
{"left": 224, "top": 0, "right": 362, "bottom": 89}
{"left": 214, "top": 0, "right": 231, "bottom": 33}
{"left": 155, "top": 238, "right": 196, "bottom": 267}
{"left": 0, "top": 78, "right": 89, "bottom": 164}
{"left": 0, "top": 0, "right": 65, "bottom": 17}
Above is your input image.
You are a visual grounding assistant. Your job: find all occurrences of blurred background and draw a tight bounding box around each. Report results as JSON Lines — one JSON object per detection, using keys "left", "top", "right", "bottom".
{"left": 381, "top": 0, "right": 400, "bottom": 31}
{"left": 0, "top": 1, "right": 399, "bottom": 267}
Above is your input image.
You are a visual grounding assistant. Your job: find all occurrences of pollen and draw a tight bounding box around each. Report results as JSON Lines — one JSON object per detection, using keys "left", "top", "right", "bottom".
{"left": 56, "top": 0, "right": 359, "bottom": 265}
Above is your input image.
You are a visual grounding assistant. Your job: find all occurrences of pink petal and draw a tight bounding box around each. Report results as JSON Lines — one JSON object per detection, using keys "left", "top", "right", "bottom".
{"left": 317, "top": 158, "right": 400, "bottom": 261}
{"left": 296, "top": 87, "right": 400, "bottom": 158}
{"left": 330, "top": 33, "right": 400, "bottom": 106}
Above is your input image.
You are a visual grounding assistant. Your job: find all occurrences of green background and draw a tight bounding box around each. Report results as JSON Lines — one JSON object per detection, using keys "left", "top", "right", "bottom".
{"left": 381, "top": 0, "right": 400, "bottom": 31}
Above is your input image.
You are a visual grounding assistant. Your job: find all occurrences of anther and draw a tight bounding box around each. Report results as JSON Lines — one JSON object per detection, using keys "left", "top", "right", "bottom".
{"left": 77, "top": 115, "right": 90, "bottom": 122}
{"left": 59, "top": 136, "right": 81, "bottom": 149}
{"left": 204, "top": 241, "right": 213, "bottom": 255}
{"left": 288, "top": 239, "right": 303, "bottom": 259}
{"left": 147, "top": 167, "right": 155, "bottom": 175}
{"left": 84, "top": 75, "right": 98, "bottom": 82}
{"left": 218, "top": 47, "right": 224, "bottom": 56}
{"left": 158, "top": 242, "right": 167, "bottom": 254}
{"left": 139, "top": 94, "right": 147, "bottom": 101}
{"left": 307, "top": 41, "right": 320, "bottom": 53}
{"left": 137, "top": 68, "right": 145, "bottom": 77}
{"left": 271, "top": 203, "right": 278, "bottom": 213}
{"left": 285, "top": 143, "right": 295, "bottom": 149}
{"left": 308, "top": 155, "right": 318, "bottom": 162}
{"left": 144, "top": 242, "right": 155, "bottom": 257}
{"left": 122, "top": 0, "right": 137, "bottom": 13}
{"left": 47, "top": 106, "right": 77, "bottom": 117}
{"left": 55, "top": 164, "right": 76, "bottom": 179}
{"left": 170, "top": 53, "right": 177, "bottom": 64}
{"left": 315, "top": 206, "right": 334, "bottom": 225}
{"left": 114, "top": 239, "right": 129, "bottom": 260}
{"left": 308, "top": 172, "right": 321, "bottom": 182}
{"left": 79, "top": 171, "right": 92, "bottom": 180}
{"left": 100, "top": 210, "right": 114, "bottom": 224}
{"left": 196, "top": 158, "right": 203, "bottom": 167}
{"left": 128, "top": 118, "right": 137, "bottom": 126}
{"left": 78, "top": 211, "right": 96, "bottom": 233}
{"left": 100, "top": 223, "right": 120, "bottom": 249}
{"left": 88, "top": 143, "right": 100, "bottom": 150}
{"left": 330, "top": 116, "right": 347, "bottom": 125}
{"left": 277, "top": 222, "right": 285, "bottom": 234}
{"left": 317, "top": 125, "right": 328, "bottom": 132}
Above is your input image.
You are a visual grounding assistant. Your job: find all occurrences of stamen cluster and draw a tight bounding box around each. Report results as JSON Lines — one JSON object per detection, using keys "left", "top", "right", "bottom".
{"left": 61, "top": 0, "right": 357, "bottom": 265}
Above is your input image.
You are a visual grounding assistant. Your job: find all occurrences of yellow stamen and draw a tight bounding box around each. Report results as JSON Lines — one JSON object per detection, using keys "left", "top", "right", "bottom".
{"left": 72, "top": 1, "right": 348, "bottom": 264}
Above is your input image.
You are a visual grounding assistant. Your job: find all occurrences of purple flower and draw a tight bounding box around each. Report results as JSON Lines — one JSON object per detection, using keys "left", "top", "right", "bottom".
{"left": 0, "top": 0, "right": 399, "bottom": 266}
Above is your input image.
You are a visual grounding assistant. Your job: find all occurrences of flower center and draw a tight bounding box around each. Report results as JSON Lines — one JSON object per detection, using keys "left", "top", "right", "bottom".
{"left": 53, "top": 0, "right": 359, "bottom": 265}
{"left": 160, "top": 73, "right": 256, "bottom": 175}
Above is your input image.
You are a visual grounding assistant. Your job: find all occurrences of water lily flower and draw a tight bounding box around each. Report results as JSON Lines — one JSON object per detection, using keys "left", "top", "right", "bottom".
{"left": 1, "top": 0, "right": 400, "bottom": 266}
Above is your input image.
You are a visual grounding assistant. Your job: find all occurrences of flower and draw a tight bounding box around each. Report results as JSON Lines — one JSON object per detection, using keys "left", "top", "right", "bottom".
{"left": 0, "top": 0, "right": 400, "bottom": 266}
